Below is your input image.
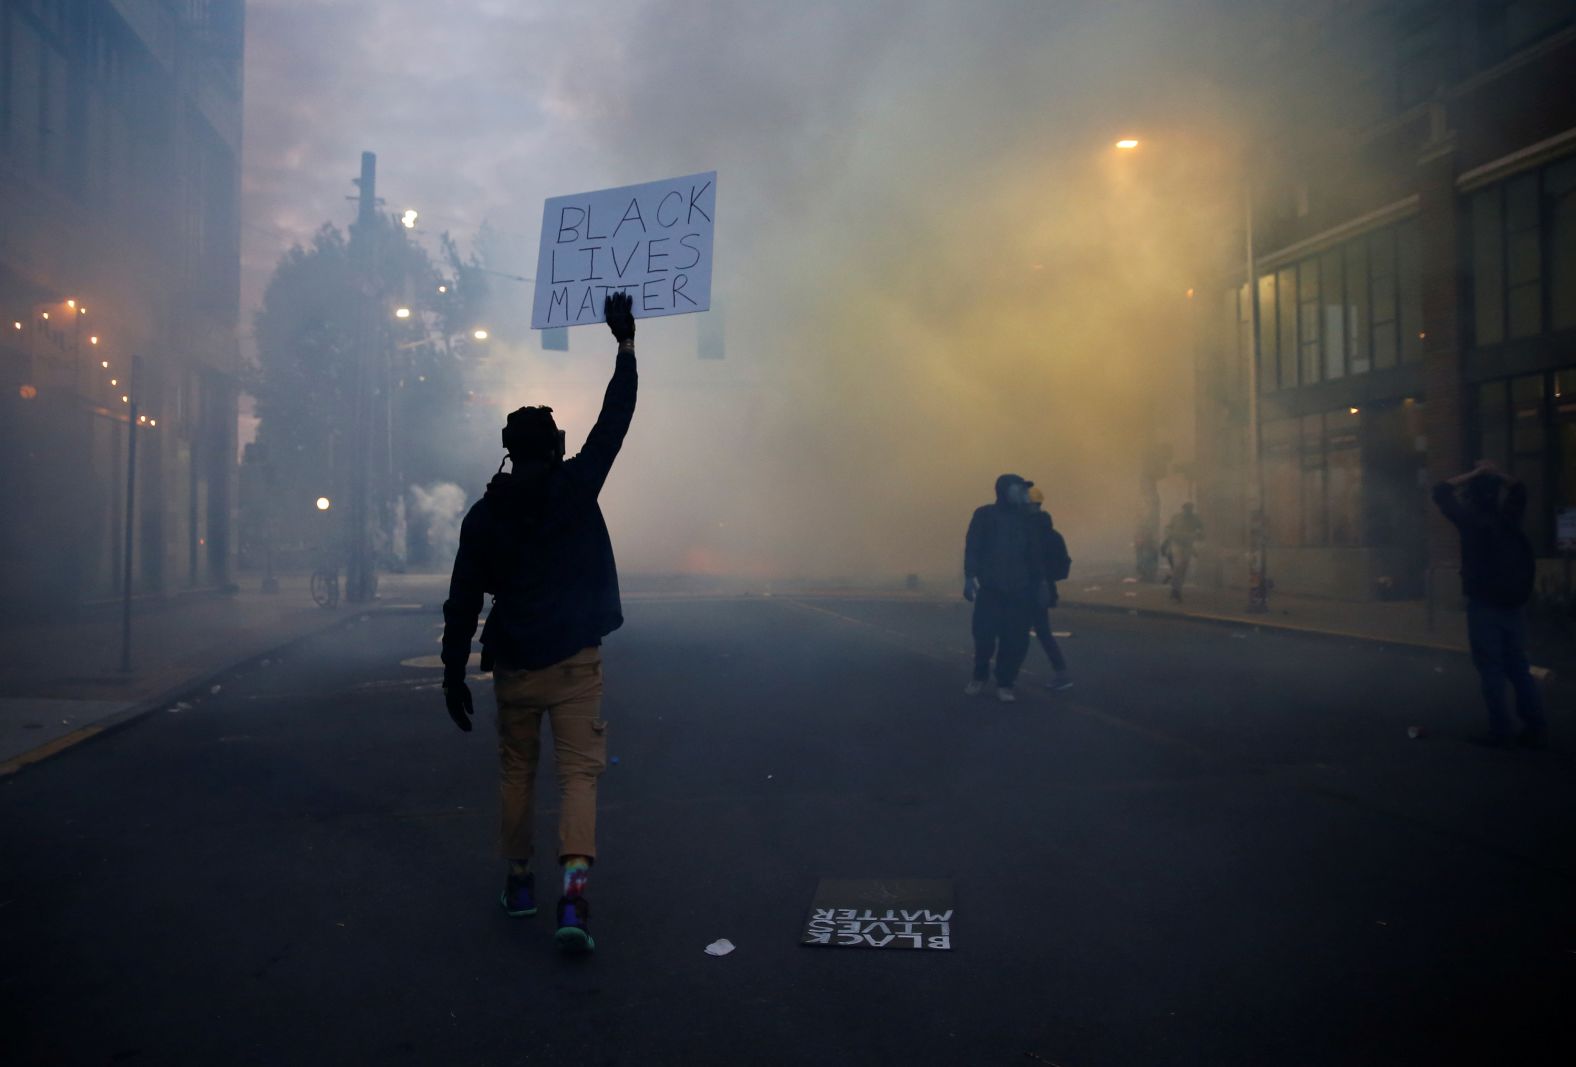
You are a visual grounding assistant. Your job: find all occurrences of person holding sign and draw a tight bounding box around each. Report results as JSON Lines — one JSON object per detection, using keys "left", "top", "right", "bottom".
{"left": 963, "top": 474, "right": 1048, "bottom": 703}
{"left": 441, "top": 293, "right": 639, "bottom": 953}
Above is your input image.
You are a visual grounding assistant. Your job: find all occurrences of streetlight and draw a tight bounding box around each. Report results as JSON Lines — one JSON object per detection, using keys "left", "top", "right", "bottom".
{"left": 90, "top": 335, "right": 99, "bottom": 345}
{"left": 316, "top": 496, "right": 332, "bottom": 511}
{"left": 401, "top": 209, "right": 419, "bottom": 229}
{"left": 472, "top": 328, "right": 489, "bottom": 341}
{"left": 395, "top": 306, "right": 412, "bottom": 319}
{"left": 1112, "top": 133, "right": 1268, "bottom": 611}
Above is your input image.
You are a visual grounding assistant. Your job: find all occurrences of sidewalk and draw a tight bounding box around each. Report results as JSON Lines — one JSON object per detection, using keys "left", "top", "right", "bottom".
{"left": 1061, "top": 573, "right": 1469, "bottom": 652}
{"left": 0, "top": 572, "right": 447, "bottom": 774}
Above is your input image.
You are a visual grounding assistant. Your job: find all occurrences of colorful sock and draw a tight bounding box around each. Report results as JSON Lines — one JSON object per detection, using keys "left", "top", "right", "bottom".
{"left": 562, "top": 856, "right": 591, "bottom": 898}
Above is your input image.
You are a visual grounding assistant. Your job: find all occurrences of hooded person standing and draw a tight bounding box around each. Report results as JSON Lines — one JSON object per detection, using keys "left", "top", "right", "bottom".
{"left": 964, "top": 474, "right": 1048, "bottom": 702}
{"left": 1432, "top": 461, "right": 1548, "bottom": 749}
{"left": 1027, "top": 486, "right": 1073, "bottom": 691}
{"left": 441, "top": 292, "right": 638, "bottom": 953}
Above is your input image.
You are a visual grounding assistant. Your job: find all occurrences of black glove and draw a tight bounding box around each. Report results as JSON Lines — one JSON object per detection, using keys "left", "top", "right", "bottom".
{"left": 963, "top": 577, "right": 979, "bottom": 602}
{"left": 444, "top": 679, "right": 474, "bottom": 732}
{"left": 604, "top": 291, "right": 635, "bottom": 344}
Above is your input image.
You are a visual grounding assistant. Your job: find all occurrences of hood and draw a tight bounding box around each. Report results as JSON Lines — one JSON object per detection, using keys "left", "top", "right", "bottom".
{"left": 994, "top": 473, "right": 1030, "bottom": 503}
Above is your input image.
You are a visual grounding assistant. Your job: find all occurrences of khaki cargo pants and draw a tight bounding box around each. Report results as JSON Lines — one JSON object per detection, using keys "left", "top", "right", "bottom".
{"left": 493, "top": 647, "right": 607, "bottom": 864}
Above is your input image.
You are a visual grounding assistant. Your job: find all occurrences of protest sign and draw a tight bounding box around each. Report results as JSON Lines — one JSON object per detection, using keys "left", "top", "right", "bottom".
{"left": 531, "top": 171, "right": 717, "bottom": 330}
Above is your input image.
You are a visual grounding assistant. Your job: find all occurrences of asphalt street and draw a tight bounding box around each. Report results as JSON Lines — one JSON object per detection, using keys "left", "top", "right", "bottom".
{"left": 3, "top": 596, "right": 1573, "bottom": 1066}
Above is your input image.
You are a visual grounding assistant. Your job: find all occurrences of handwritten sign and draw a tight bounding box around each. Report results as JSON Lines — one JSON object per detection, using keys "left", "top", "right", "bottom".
{"left": 800, "top": 878, "right": 955, "bottom": 951}
{"left": 531, "top": 171, "right": 717, "bottom": 329}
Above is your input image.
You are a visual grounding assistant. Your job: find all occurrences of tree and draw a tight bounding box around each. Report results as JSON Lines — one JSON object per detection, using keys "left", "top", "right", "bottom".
{"left": 248, "top": 214, "right": 493, "bottom": 568}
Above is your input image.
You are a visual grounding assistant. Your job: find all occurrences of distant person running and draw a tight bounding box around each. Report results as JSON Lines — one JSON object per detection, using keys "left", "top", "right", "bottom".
{"left": 1162, "top": 502, "right": 1204, "bottom": 602}
{"left": 1432, "top": 461, "right": 1548, "bottom": 750}
{"left": 964, "top": 474, "right": 1047, "bottom": 703}
{"left": 1027, "top": 486, "right": 1073, "bottom": 691}
{"left": 441, "top": 292, "right": 639, "bottom": 953}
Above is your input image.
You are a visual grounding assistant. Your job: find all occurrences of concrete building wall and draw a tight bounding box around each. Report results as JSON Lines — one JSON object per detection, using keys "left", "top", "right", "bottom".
{"left": 0, "top": 0, "right": 243, "bottom": 611}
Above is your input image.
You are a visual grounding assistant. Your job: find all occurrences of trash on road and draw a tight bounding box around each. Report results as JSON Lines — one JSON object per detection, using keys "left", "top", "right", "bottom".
{"left": 167, "top": 701, "right": 192, "bottom": 713}
{"left": 705, "top": 939, "right": 736, "bottom": 957}
{"left": 209, "top": 685, "right": 222, "bottom": 694}
{"left": 767, "top": 774, "right": 774, "bottom": 779}
{"left": 1052, "top": 631, "right": 1072, "bottom": 638}
{"left": 1121, "top": 577, "right": 1138, "bottom": 584}
{"left": 1407, "top": 725, "right": 1425, "bottom": 739}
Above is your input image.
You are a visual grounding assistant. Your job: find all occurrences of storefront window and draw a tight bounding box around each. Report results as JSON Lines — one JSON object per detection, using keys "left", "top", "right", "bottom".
{"left": 1507, "top": 175, "right": 1542, "bottom": 339}
{"left": 1477, "top": 380, "right": 1510, "bottom": 466}
{"left": 1326, "top": 407, "right": 1363, "bottom": 546}
{"left": 1398, "top": 220, "right": 1423, "bottom": 362}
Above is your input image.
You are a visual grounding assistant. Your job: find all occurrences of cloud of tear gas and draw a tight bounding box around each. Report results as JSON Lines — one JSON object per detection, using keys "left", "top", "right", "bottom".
{"left": 247, "top": 0, "right": 1247, "bottom": 585}
{"left": 408, "top": 482, "right": 468, "bottom": 563}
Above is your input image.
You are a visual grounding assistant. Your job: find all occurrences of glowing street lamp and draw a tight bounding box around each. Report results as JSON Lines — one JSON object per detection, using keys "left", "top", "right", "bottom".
{"left": 395, "top": 306, "right": 412, "bottom": 319}
{"left": 90, "top": 335, "right": 99, "bottom": 345}
{"left": 316, "top": 496, "right": 332, "bottom": 511}
{"left": 401, "top": 209, "right": 419, "bottom": 229}
{"left": 472, "top": 328, "right": 489, "bottom": 341}
{"left": 66, "top": 299, "right": 76, "bottom": 309}
{"left": 1115, "top": 138, "right": 1140, "bottom": 150}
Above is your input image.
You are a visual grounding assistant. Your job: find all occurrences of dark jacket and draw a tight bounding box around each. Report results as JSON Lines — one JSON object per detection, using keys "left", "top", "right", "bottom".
{"left": 442, "top": 349, "right": 637, "bottom": 679}
{"left": 1032, "top": 511, "right": 1071, "bottom": 606}
{"left": 965, "top": 483, "right": 1044, "bottom": 598}
{"left": 1431, "top": 479, "right": 1535, "bottom": 609}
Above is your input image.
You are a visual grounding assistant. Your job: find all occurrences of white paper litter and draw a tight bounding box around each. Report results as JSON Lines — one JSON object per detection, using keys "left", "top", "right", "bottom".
{"left": 704, "top": 939, "right": 735, "bottom": 957}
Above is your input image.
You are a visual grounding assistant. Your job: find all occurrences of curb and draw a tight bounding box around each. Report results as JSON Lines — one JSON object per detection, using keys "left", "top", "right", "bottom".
{"left": 0, "top": 602, "right": 433, "bottom": 779}
{"left": 1057, "top": 598, "right": 1469, "bottom": 657}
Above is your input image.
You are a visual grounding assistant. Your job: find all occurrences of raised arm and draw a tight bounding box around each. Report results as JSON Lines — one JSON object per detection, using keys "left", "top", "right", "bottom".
{"left": 569, "top": 292, "right": 639, "bottom": 497}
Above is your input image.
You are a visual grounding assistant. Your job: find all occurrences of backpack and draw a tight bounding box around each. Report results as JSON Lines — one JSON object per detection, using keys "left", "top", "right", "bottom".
{"left": 1045, "top": 528, "right": 1072, "bottom": 582}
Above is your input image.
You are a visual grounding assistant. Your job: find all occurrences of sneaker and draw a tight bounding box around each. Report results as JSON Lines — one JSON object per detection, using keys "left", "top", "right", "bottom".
{"left": 963, "top": 679, "right": 985, "bottom": 697}
{"left": 499, "top": 871, "right": 537, "bottom": 917}
{"left": 555, "top": 895, "right": 596, "bottom": 953}
{"left": 1044, "top": 674, "right": 1074, "bottom": 692}
{"left": 996, "top": 686, "right": 1017, "bottom": 703}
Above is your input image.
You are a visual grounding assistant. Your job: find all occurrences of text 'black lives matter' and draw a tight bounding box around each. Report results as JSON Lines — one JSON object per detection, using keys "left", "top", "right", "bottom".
{"left": 532, "top": 171, "right": 718, "bottom": 330}
{"left": 800, "top": 878, "right": 955, "bottom": 950}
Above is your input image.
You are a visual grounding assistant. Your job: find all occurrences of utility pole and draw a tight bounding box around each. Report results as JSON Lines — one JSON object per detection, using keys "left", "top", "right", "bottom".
{"left": 119, "top": 355, "right": 142, "bottom": 672}
{"left": 347, "top": 151, "right": 378, "bottom": 603}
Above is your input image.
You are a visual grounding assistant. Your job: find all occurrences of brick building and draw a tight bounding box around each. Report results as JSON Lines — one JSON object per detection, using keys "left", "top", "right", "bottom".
{"left": 1194, "top": 0, "right": 1576, "bottom": 602}
{"left": 0, "top": 0, "right": 244, "bottom": 611}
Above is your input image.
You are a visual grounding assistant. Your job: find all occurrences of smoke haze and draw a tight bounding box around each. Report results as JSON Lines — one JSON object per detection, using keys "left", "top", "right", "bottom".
{"left": 246, "top": 0, "right": 1242, "bottom": 583}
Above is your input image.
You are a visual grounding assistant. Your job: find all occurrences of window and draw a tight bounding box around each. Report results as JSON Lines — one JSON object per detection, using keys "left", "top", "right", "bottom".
{"left": 1346, "top": 240, "right": 1371, "bottom": 374}
{"left": 1479, "top": 0, "right": 1576, "bottom": 62}
{"left": 1261, "top": 410, "right": 1367, "bottom": 547}
{"left": 1371, "top": 230, "right": 1399, "bottom": 369}
{"left": 1549, "top": 157, "right": 1576, "bottom": 332}
{"left": 1277, "top": 267, "right": 1298, "bottom": 389}
{"left": 1322, "top": 249, "right": 1346, "bottom": 380}
{"left": 1471, "top": 188, "right": 1505, "bottom": 345}
{"left": 1398, "top": 220, "right": 1424, "bottom": 362}
{"left": 1299, "top": 260, "right": 1321, "bottom": 386}
{"left": 1258, "top": 273, "right": 1279, "bottom": 392}
{"left": 1506, "top": 175, "right": 1542, "bottom": 338}
{"left": 1397, "top": 5, "right": 1455, "bottom": 108}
